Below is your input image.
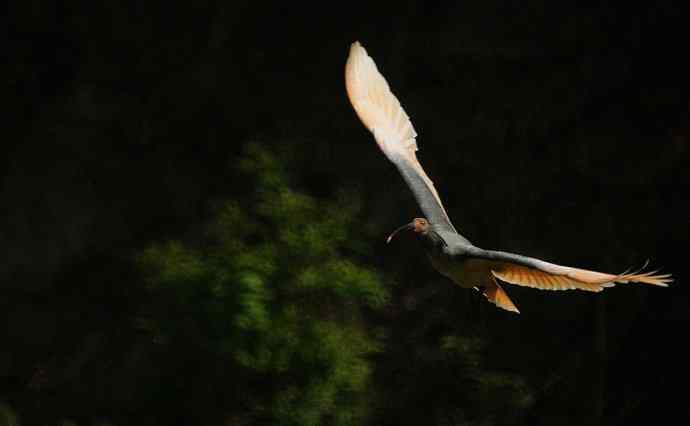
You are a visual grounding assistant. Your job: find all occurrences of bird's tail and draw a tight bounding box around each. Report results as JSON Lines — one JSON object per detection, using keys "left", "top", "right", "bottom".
{"left": 483, "top": 277, "right": 520, "bottom": 314}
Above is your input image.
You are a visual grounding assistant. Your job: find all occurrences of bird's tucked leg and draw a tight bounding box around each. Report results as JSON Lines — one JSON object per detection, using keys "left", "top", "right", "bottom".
{"left": 483, "top": 276, "right": 520, "bottom": 314}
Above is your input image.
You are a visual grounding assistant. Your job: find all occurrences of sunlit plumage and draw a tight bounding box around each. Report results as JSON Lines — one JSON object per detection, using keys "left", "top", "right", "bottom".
{"left": 345, "top": 41, "right": 671, "bottom": 314}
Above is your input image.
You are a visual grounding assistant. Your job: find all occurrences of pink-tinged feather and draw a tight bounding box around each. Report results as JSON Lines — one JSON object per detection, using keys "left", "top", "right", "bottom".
{"left": 492, "top": 261, "right": 672, "bottom": 292}
{"left": 345, "top": 41, "right": 455, "bottom": 231}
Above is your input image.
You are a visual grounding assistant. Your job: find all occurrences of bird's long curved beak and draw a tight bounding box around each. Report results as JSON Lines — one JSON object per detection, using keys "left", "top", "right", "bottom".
{"left": 386, "top": 222, "right": 414, "bottom": 244}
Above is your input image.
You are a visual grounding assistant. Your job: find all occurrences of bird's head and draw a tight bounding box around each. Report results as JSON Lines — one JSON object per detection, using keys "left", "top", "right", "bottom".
{"left": 386, "top": 218, "right": 430, "bottom": 243}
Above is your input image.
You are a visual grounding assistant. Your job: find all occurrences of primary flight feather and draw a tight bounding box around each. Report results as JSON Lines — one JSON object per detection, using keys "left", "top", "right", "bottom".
{"left": 345, "top": 41, "right": 671, "bottom": 314}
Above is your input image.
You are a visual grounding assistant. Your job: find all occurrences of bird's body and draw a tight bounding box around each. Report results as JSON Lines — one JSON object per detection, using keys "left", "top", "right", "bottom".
{"left": 418, "top": 228, "right": 479, "bottom": 291}
{"left": 345, "top": 41, "right": 671, "bottom": 313}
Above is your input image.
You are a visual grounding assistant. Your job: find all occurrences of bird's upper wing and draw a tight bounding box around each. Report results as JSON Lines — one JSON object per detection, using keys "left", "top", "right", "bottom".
{"left": 467, "top": 247, "right": 672, "bottom": 291}
{"left": 345, "top": 41, "right": 457, "bottom": 233}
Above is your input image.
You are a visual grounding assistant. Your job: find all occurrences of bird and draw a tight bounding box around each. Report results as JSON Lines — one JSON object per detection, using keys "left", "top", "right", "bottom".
{"left": 344, "top": 41, "right": 671, "bottom": 314}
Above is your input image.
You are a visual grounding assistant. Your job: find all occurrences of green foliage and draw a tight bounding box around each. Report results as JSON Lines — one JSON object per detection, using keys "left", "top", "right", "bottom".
{"left": 0, "top": 403, "right": 19, "bottom": 426}
{"left": 439, "top": 334, "right": 534, "bottom": 423}
{"left": 374, "top": 321, "right": 534, "bottom": 426}
{"left": 137, "top": 143, "right": 386, "bottom": 424}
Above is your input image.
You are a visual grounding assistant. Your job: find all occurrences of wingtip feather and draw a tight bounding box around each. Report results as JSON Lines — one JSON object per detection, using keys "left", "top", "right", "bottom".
{"left": 610, "top": 262, "right": 673, "bottom": 287}
{"left": 345, "top": 41, "right": 417, "bottom": 155}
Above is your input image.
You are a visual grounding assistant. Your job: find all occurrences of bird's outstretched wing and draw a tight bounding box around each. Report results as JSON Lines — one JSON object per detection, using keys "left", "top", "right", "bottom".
{"left": 469, "top": 247, "right": 672, "bottom": 292}
{"left": 345, "top": 41, "right": 457, "bottom": 233}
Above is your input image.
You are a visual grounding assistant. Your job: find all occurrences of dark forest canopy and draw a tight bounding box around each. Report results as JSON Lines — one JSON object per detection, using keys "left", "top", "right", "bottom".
{"left": 3, "top": 1, "right": 689, "bottom": 425}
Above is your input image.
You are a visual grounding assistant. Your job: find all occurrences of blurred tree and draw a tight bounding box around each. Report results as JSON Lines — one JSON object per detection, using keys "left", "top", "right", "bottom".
{"left": 371, "top": 289, "right": 534, "bottom": 426}
{"left": 0, "top": 402, "right": 19, "bottom": 426}
{"left": 134, "top": 143, "right": 387, "bottom": 425}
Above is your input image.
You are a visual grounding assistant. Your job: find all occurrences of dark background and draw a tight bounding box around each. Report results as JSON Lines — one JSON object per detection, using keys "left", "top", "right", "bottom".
{"left": 3, "top": 1, "right": 689, "bottom": 425}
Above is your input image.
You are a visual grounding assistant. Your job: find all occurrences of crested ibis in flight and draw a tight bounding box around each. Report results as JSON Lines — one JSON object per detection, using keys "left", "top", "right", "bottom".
{"left": 345, "top": 41, "right": 671, "bottom": 313}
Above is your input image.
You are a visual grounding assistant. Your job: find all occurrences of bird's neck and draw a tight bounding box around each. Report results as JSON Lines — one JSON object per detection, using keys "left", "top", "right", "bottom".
{"left": 418, "top": 229, "right": 447, "bottom": 253}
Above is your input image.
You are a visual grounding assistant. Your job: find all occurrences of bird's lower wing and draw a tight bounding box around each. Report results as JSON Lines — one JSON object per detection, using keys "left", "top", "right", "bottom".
{"left": 469, "top": 248, "right": 672, "bottom": 292}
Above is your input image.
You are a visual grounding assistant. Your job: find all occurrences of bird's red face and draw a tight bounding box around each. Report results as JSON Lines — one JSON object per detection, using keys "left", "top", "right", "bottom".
{"left": 412, "top": 218, "right": 429, "bottom": 234}
{"left": 386, "top": 217, "right": 430, "bottom": 243}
